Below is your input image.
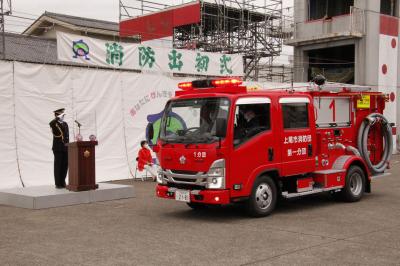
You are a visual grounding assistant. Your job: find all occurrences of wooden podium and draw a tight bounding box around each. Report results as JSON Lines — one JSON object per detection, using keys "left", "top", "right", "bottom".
{"left": 67, "top": 141, "right": 98, "bottom": 192}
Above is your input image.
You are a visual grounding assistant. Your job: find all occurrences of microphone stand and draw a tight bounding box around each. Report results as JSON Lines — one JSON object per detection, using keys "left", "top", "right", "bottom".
{"left": 75, "top": 118, "right": 82, "bottom": 141}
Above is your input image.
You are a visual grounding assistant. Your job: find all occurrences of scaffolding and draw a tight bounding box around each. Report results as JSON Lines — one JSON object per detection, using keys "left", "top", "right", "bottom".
{"left": 119, "top": 0, "right": 170, "bottom": 19}
{"left": 1, "top": 0, "right": 12, "bottom": 59}
{"left": 119, "top": 0, "right": 286, "bottom": 81}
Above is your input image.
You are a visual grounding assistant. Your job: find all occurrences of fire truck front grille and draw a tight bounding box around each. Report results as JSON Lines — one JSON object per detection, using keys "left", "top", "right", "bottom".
{"left": 167, "top": 183, "right": 204, "bottom": 190}
{"left": 173, "top": 177, "right": 207, "bottom": 183}
{"left": 171, "top": 170, "right": 198, "bottom": 175}
{"left": 162, "top": 169, "right": 208, "bottom": 187}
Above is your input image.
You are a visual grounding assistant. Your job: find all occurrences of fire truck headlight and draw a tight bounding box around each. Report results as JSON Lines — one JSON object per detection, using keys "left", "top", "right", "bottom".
{"left": 206, "top": 159, "right": 225, "bottom": 189}
{"left": 208, "top": 167, "right": 224, "bottom": 177}
{"left": 206, "top": 176, "right": 224, "bottom": 189}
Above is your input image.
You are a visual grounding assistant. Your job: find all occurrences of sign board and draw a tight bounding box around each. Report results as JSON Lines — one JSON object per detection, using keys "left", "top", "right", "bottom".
{"left": 357, "top": 95, "right": 370, "bottom": 109}
{"left": 57, "top": 32, "right": 244, "bottom": 77}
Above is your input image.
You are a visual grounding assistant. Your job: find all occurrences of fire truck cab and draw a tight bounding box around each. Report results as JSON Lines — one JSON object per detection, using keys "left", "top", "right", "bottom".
{"left": 152, "top": 78, "right": 393, "bottom": 217}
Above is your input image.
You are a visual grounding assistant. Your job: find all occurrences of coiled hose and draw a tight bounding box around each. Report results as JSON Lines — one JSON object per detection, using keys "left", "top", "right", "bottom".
{"left": 357, "top": 113, "right": 393, "bottom": 174}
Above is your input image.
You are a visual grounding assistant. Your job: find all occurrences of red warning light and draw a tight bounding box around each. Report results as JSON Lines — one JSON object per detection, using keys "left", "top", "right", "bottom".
{"left": 178, "top": 82, "right": 193, "bottom": 90}
{"left": 178, "top": 78, "right": 242, "bottom": 90}
{"left": 211, "top": 78, "right": 242, "bottom": 87}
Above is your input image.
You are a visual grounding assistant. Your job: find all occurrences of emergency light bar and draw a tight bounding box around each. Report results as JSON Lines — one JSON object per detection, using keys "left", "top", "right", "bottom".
{"left": 212, "top": 78, "right": 242, "bottom": 86}
{"left": 178, "top": 78, "right": 242, "bottom": 90}
{"left": 178, "top": 82, "right": 192, "bottom": 90}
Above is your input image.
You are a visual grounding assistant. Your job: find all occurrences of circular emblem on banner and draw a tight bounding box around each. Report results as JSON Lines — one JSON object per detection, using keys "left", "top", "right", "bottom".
{"left": 72, "top": 40, "right": 90, "bottom": 60}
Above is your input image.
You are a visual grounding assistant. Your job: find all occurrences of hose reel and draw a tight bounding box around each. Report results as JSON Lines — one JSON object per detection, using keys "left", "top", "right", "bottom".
{"left": 357, "top": 113, "right": 393, "bottom": 174}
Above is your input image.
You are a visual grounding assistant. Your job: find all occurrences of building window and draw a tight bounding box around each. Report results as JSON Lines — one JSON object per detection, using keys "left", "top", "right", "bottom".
{"left": 282, "top": 103, "right": 309, "bottom": 129}
{"left": 307, "top": 45, "right": 355, "bottom": 84}
{"left": 309, "top": 0, "right": 354, "bottom": 20}
{"left": 381, "top": 0, "right": 397, "bottom": 16}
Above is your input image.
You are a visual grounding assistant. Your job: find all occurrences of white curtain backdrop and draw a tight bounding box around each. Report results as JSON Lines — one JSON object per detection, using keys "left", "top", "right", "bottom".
{"left": 0, "top": 60, "right": 183, "bottom": 189}
{"left": 0, "top": 61, "right": 21, "bottom": 188}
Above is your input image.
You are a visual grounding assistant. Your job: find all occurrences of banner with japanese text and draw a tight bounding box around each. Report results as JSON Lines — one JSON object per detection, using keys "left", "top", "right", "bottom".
{"left": 57, "top": 32, "right": 244, "bottom": 77}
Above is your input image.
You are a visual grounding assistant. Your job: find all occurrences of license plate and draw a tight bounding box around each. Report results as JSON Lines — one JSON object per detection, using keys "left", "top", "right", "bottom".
{"left": 175, "top": 190, "right": 190, "bottom": 202}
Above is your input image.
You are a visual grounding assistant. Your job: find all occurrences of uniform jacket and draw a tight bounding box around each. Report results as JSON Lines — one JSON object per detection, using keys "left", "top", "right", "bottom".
{"left": 244, "top": 117, "right": 261, "bottom": 129}
{"left": 50, "top": 119, "right": 69, "bottom": 152}
{"left": 138, "top": 147, "right": 152, "bottom": 171}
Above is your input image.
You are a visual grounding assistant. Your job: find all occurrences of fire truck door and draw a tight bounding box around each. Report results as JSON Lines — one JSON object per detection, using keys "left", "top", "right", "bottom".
{"left": 230, "top": 97, "right": 280, "bottom": 197}
{"left": 279, "top": 97, "right": 315, "bottom": 176}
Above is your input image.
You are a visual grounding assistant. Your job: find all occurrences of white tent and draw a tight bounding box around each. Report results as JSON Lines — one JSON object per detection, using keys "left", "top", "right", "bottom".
{"left": 0, "top": 60, "right": 186, "bottom": 189}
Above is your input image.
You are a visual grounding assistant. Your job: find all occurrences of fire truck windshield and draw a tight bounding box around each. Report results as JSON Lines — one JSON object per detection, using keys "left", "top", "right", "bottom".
{"left": 160, "top": 97, "right": 230, "bottom": 144}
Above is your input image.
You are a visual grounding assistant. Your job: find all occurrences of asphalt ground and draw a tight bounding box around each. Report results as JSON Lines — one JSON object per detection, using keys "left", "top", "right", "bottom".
{"left": 1, "top": 156, "right": 400, "bottom": 266}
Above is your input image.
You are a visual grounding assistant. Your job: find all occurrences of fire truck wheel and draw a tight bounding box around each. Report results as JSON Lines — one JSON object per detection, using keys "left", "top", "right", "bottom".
{"left": 187, "top": 202, "right": 208, "bottom": 210}
{"left": 246, "top": 175, "right": 277, "bottom": 217}
{"left": 338, "top": 165, "right": 366, "bottom": 202}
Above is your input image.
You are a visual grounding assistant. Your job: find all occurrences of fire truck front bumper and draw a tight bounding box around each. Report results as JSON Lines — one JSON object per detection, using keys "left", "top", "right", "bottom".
{"left": 156, "top": 185, "right": 230, "bottom": 205}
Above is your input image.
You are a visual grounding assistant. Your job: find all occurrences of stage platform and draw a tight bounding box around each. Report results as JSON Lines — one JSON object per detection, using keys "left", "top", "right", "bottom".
{"left": 0, "top": 183, "right": 135, "bottom": 209}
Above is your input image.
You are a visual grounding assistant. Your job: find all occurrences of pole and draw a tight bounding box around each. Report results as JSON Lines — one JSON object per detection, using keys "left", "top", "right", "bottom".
{"left": 391, "top": 0, "right": 395, "bottom": 16}
{"left": 1, "top": 0, "right": 5, "bottom": 60}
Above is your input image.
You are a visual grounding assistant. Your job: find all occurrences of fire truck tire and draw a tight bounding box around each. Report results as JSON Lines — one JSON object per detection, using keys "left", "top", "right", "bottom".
{"left": 187, "top": 202, "right": 208, "bottom": 210}
{"left": 337, "top": 165, "right": 365, "bottom": 202}
{"left": 246, "top": 175, "right": 277, "bottom": 217}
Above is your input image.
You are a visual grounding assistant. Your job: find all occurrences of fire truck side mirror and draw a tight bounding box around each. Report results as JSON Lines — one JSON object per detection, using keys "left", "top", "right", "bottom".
{"left": 216, "top": 118, "right": 227, "bottom": 138}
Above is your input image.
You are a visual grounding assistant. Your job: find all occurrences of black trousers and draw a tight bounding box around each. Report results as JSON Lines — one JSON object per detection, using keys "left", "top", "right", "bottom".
{"left": 53, "top": 151, "right": 68, "bottom": 187}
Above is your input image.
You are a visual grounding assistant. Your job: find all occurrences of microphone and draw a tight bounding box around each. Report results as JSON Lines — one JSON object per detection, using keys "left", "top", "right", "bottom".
{"left": 74, "top": 120, "right": 82, "bottom": 127}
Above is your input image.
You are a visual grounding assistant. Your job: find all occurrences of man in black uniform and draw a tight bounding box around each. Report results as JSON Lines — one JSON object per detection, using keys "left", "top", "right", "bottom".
{"left": 49, "top": 108, "right": 69, "bottom": 188}
{"left": 243, "top": 108, "right": 260, "bottom": 129}
{"left": 242, "top": 108, "right": 262, "bottom": 139}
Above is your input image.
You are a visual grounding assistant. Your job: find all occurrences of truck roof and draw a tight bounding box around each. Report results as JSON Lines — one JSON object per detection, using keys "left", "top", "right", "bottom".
{"left": 174, "top": 78, "right": 386, "bottom": 100}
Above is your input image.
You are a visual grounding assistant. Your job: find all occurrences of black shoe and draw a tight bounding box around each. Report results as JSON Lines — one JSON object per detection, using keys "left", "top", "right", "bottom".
{"left": 55, "top": 186, "right": 64, "bottom": 189}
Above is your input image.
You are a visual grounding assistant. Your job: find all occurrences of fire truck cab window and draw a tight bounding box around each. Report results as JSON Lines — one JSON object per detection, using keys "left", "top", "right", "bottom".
{"left": 234, "top": 99, "right": 271, "bottom": 146}
{"left": 282, "top": 102, "right": 309, "bottom": 129}
{"left": 160, "top": 97, "right": 230, "bottom": 144}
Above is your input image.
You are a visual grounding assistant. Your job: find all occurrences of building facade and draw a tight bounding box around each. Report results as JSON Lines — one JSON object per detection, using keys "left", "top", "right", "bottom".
{"left": 286, "top": 0, "right": 399, "bottom": 141}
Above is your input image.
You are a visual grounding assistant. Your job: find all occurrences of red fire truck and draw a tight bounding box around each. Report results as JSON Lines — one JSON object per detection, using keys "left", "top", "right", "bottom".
{"left": 150, "top": 77, "right": 393, "bottom": 217}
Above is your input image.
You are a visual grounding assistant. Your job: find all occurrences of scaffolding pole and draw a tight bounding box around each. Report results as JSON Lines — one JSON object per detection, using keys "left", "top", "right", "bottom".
{"left": 1, "top": 0, "right": 5, "bottom": 59}
{"left": 0, "top": 0, "right": 11, "bottom": 60}
{"left": 119, "top": 0, "right": 290, "bottom": 82}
